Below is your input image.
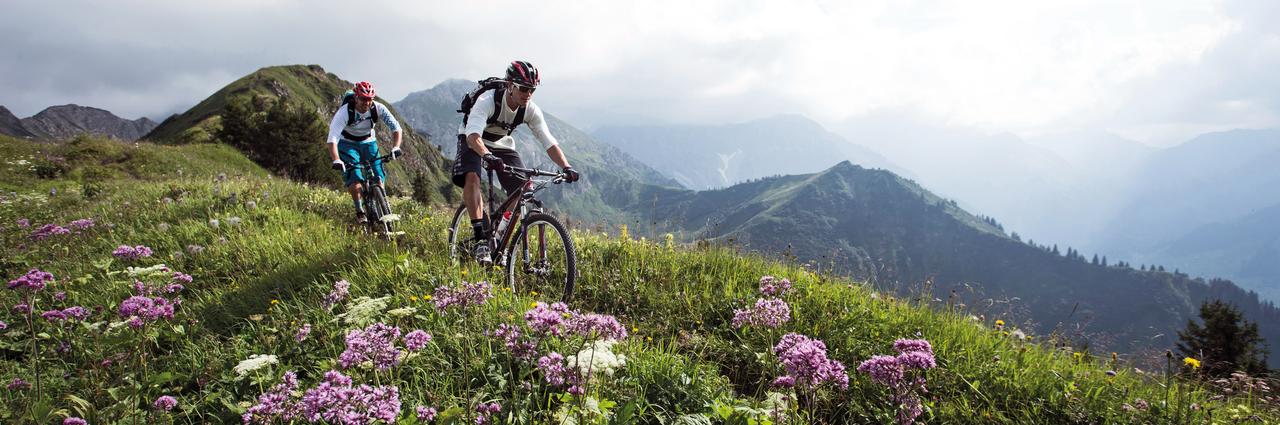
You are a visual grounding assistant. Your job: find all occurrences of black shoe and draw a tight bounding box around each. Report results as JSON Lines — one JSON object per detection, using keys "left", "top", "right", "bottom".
{"left": 472, "top": 242, "right": 492, "bottom": 265}
{"left": 355, "top": 212, "right": 368, "bottom": 224}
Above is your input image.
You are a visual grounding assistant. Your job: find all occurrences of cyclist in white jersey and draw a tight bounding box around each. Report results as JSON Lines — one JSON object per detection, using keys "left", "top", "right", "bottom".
{"left": 326, "top": 81, "right": 403, "bottom": 224}
{"left": 451, "top": 61, "right": 580, "bottom": 263}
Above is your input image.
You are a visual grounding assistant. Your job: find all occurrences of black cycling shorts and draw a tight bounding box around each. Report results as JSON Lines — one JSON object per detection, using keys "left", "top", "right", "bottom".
{"left": 451, "top": 134, "right": 525, "bottom": 194}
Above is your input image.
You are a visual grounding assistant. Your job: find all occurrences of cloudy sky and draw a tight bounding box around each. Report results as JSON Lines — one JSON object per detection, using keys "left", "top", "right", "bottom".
{"left": 2, "top": 0, "right": 1275, "bottom": 146}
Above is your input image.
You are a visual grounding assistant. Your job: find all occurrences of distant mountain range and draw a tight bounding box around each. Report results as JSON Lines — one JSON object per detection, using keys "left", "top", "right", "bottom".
{"left": 0, "top": 104, "right": 157, "bottom": 140}
{"left": 591, "top": 115, "right": 908, "bottom": 190}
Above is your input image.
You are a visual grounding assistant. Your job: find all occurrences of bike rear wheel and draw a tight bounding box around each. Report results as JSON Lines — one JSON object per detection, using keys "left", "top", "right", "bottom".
{"left": 506, "top": 212, "right": 577, "bottom": 303}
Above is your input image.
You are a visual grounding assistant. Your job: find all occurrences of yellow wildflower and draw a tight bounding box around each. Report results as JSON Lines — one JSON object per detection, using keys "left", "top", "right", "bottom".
{"left": 1184, "top": 357, "right": 1201, "bottom": 369}
{"left": 530, "top": 291, "right": 539, "bottom": 297}
{"left": 1073, "top": 352, "right": 1083, "bottom": 361}
{"left": 424, "top": 295, "right": 433, "bottom": 301}
{"left": 619, "top": 224, "right": 629, "bottom": 240}
{"left": 530, "top": 302, "right": 540, "bottom": 309}
{"left": 409, "top": 296, "right": 418, "bottom": 302}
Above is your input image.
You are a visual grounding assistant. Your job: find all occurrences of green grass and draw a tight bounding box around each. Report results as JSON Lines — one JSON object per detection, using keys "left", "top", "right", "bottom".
{"left": 0, "top": 135, "right": 1274, "bottom": 424}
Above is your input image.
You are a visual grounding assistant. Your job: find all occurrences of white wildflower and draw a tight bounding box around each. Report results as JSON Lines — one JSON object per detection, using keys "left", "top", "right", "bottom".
{"left": 567, "top": 340, "right": 626, "bottom": 378}
{"left": 209, "top": 219, "right": 220, "bottom": 228}
{"left": 379, "top": 214, "right": 401, "bottom": 223}
{"left": 1011, "top": 329, "right": 1027, "bottom": 340}
{"left": 234, "top": 354, "right": 279, "bottom": 378}
{"left": 157, "top": 222, "right": 170, "bottom": 232}
{"left": 386, "top": 307, "right": 417, "bottom": 318}
{"left": 127, "top": 263, "right": 169, "bottom": 277}
{"left": 338, "top": 296, "right": 391, "bottom": 325}
{"left": 226, "top": 216, "right": 242, "bottom": 226}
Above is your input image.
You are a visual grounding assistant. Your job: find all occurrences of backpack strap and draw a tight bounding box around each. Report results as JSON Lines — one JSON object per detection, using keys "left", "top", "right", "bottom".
{"left": 484, "top": 87, "right": 527, "bottom": 134}
{"left": 345, "top": 99, "right": 357, "bottom": 126}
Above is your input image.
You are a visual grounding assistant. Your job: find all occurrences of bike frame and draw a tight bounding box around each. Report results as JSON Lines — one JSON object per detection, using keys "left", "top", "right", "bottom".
{"left": 346, "top": 154, "right": 393, "bottom": 198}
{"left": 484, "top": 165, "right": 564, "bottom": 264}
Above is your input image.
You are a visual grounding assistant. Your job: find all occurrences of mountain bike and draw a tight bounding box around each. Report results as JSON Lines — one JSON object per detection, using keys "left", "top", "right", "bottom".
{"left": 447, "top": 165, "right": 578, "bottom": 302}
{"left": 344, "top": 154, "right": 398, "bottom": 235}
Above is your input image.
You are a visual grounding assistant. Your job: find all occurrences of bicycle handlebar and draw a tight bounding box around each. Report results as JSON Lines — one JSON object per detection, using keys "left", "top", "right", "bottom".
{"left": 502, "top": 165, "right": 564, "bottom": 178}
{"left": 343, "top": 154, "right": 395, "bottom": 169}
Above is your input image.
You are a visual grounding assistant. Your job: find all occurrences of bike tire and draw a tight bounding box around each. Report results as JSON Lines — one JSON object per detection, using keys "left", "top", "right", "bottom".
{"left": 505, "top": 212, "right": 577, "bottom": 303}
{"left": 447, "top": 205, "right": 479, "bottom": 262}
{"left": 365, "top": 186, "right": 393, "bottom": 235}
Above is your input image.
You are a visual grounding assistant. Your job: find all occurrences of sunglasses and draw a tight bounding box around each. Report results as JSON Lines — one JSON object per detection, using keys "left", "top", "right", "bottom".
{"left": 357, "top": 96, "right": 374, "bottom": 102}
{"left": 513, "top": 84, "right": 536, "bottom": 94}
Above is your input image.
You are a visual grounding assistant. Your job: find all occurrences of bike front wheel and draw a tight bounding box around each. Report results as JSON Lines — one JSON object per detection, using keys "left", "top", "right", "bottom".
{"left": 447, "top": 205, "right": 480, "bottom": 263}
{"left": 506, "top": 212, "right": 577, "bottom": 303}
{"left": 365, "top": 186, "right": 394, "bottom": 235}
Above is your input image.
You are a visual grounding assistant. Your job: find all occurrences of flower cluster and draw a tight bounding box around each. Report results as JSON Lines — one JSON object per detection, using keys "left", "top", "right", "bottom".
{"left": 42, "top": 306, "right": 89, "bottom": 322}
{"left": 415, "top": 405, "right": 437, "bottom": 422}
{"left": 432, "top": 280, "right": 493, "bottom": 311}
{"left": 153, "top": 395, "right": 178, "bottom": 411}
{"left": 299, "top": 371, "right": 401, "bottom": 424}
{"left": 491, "top": 323, "right": 537, "bottom": 361}
{"left": 324, "top": 280, "right": 351, "bottom": 308}
{"left": 339, "top": 322, "right": 404, "bottom": 370}
{"left": 403, "top": 329, "right": 432, "bottom": 351}
{"left": 474, "top": 402, "right": 502, "bottom": 424}
{"left": 566, "top": 313, "right": 628, "bottom": 341}
{"left": 8, "top": 268, "right": 53, "bottom": 291}
{"left": 29, "top": 224, "right": 71, "bottom": 241}
{"left": 773, "top": 333, "right": 849, "bottom": 391}
{"left": 856, "top": 339, "right": 937, "bottom": 425}
{"left": 243, "top": 371, "right": 300, "bottom": 424}
{"left": 235, "top": 354, "right": 280, "bottom": 378}
{"left": 112, "top": 245, "right": 153, "bottom": 261}
{"left": 172, "top": 272, "right": 194, "bottom": 284}
{"left": 759, "top": 276, "right": 793, "bottom": 297}
{"left": 567, "top": 340, "right": 627, "bottom": 379}
{"left": 732, "top": 297, "right": 791, "bottom": 329}
{"left": 68, "top": 218, "right": 95, "bottom": 230}
{"left": 295, "top": 324, "right": 312, "bottom": 342}
{"left": 118, "top": 294, "right": 179, "bottom": 328}
{"left": 524, "top": 302, "right": 572, "bottom": 336}
{"left": 523, "top": 302, "right": 627, "bottom": 340}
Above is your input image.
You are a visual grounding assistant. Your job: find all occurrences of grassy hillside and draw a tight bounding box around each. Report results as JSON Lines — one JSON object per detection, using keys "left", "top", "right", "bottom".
{"left": 146, "top": 64, "right": 455, "bottom": 204}
{"left": 1, "top": 135, "right": 1275, "bottom": 424}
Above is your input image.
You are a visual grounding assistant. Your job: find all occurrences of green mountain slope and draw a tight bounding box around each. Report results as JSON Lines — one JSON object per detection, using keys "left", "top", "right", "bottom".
{"left": 651, "top": 161, "right": 1280, "bottom": 359}
{"left": 145, "top": 65, "right": 454, "bottom": 202}
{"left": 1, "top": 134, "right": 1273, "bottom": 424}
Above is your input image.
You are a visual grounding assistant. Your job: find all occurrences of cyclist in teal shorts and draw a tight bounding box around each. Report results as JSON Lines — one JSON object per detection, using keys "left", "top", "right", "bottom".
{"left": 326, "top": 81, "right": 404, "bottom": 224}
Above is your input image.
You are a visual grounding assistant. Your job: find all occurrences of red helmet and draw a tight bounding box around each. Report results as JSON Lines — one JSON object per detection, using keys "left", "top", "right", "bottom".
{"left": 353, "top": 81, "right": 376, "bottom": 100}
{"left": 506, "top": 61, "right": 540, "bottom": 87}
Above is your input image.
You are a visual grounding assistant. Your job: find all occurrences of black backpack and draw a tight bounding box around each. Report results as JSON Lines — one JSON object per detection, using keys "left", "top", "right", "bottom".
{"left": 340, "top": 90, "right": 379, "bottom": 126}
{"left": 458, "top": 78, "right": 525, "bottom": 135}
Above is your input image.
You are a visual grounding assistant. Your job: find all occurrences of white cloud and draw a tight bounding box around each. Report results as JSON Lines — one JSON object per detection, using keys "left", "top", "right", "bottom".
{"left": 0, "top": 0, "right": 1271, "bottom": 144}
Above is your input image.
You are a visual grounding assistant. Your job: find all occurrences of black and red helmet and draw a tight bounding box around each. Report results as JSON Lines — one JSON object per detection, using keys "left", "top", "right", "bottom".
{"left": 353, "top": 81, "right": 376, "bottom": 100}
{"left": 506, "top": 61, "right": 540, "bottom": 87}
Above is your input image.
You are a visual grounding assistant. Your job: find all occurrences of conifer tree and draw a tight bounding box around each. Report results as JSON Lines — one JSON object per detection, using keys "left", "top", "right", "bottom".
{"left": 1177, "top": 300, "right": 1269, "bottom": 377}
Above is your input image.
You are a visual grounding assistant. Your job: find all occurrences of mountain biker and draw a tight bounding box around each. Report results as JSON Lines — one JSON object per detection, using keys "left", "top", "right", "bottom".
{"left": 327, "top": 81, "right": 403, "bottom": 224}
{"left": 452, "top": 60, "right": 580, "bottom": 263}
